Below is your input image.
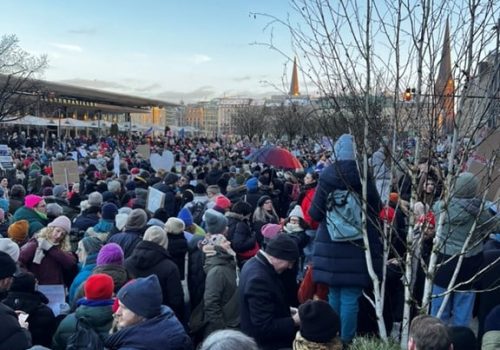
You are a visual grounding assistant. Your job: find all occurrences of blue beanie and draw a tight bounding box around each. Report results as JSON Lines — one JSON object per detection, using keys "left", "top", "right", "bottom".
{"left": 117, "top": 275, "right": 162, "bottom": 319}
{"left": 101, "top": 203, "right": 119, "bottom": 220}
{"left": 333, "top": 134, "right": 355, "bottom": 161}
{"left": 246, "top": 177, "right": 258, "bottom": 192}
{"left": 178, "top": 207, "right": 194, "bottom": 227}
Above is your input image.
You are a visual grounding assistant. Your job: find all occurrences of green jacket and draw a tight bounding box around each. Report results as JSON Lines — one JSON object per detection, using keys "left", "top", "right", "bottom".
{"left": 203, "top": 250, "right": 239, "bottom": 336}
{"left": 434, "top": 198, "right": 498, "bottom": 257}
{"left": 13, "top": 206, "right": 48, "bottom": 237}
{"left": 52, "top": 302, "right": 113, "bottom": 350}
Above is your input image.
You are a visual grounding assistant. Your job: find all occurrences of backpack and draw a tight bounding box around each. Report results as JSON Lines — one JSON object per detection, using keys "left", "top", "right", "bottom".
{"left": 325, "top": 189, "right": 362, "bottom": 241}
{"left": 190, "top": 201, "right": 206, "bottom": 225}
{"left": 66, "top": 317, "right": 104, "bottom": 350}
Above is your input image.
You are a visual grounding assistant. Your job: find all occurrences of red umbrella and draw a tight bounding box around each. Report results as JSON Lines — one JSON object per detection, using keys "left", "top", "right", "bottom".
{"left": 246, "top": 146, "right": 303, "bottom": 170}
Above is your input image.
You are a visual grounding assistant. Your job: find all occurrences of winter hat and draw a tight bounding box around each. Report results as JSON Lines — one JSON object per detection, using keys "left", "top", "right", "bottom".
{"left": 454, "top": 172, "right": 478, "bottom": 199}
{"left": 389, "top": 192, "right": 399, "bottom": 204}
{"left": 153, "top": 208, "right": 169, "bottom": 223}
{"left": 246, "top": 177, "right": 258, "bottom": 192}
{"left": 178, "top": 207, "right": 194, "bottom": 227}
{"left": 10, "top": 272, "right": 36, "bottom": 293}
{"left": 84, "top": 273, "right": 114, "bottom": 300}
{"left": 164, "top": 217, "right": 185, "bottom": 235}
{"left": 144, "top": 226, "right": 169, "bottom": 249}
{"left": 265, "top": 234, "right": 299, "bottom": 261}
{"left": 115, "top": 213, "right": 128, "bottom": 231}
{"left": 53, "top": 185, "right": 67, "bottom": 198}
{"left": 448, "top": 326, "right": 477, "bottom": 350}
{"left": 125, "top": 181, "right": 136, "bottom": 191}
{"left": 125, "top": 209, "right": 148, "bottom": 231}
{"left": 81, "top": 236, "right": 103, "bottom": 255}
{"left": 42, "top": 187, "right": 53, "bottom": 197}
{"left": 257, "top": 195, "right": 272, "bottom": 207}
{"left": 97, "top": 243, "right": 124, "bottom": 266}
{"left": 215, "top": 195, "right": 232, "bottom": 210}
{"left": 232, "top": 201, "right": 253, "bottom": 217}
{"left": 118, "top": 207, "right": 132, "bottom": 215}
{"left": 88, "top": 191, "right": 103, "bottom": 207}
{"left": 101, "top": 203, "right": 119, "bottom": 220}
{"left": 261, "top": 223, "right": 282, "bottom": 240}
{"left": 199, "top": 233, "right": 235, "bottom": 257}
{"left": 46, "top": 203, "right": 63, "bottom": 217}
{"left": 194, "top": 183, "right": 207, "bottom": 195}
{"left": 204, "top": 208, "right": 228, "bottom": 234}
{"left": 48, "top": 216, "right": 71, "bottom": 234}
{"left": 8, "top": 220, "right": 29, "bottom": 243}
{"left": 164, "top": 173, "right": 179, "bottom": 185}
{"left": 333, "top": 134, "right": 355, "bottom": 161}
{"left": 0, "top": 252, "right": 16, "bottom": 280}
{"left": 117, "top": 274, "right": 162, "bottom": 319}
{"left": 80, "top": 200, "right": 91, "bottom": 212}
{"left": 0, "top": 238, "right": 20, "bottom": 262}
{"left": 299, "top": 300, "right": 340, "bottom": 343}
{"left": 25, "top": 194, "right": 43, "bottom": 209}
{"left": 288, "top": 205, "right": 304, "bottom": 219}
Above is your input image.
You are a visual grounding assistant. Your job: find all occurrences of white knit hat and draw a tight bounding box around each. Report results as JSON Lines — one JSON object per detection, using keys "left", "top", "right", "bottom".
{"left": 288, "top": 205, "right": 304, "bottom": 219}
{"left": 0, "top": 238, "right": 20, "bottom": 262}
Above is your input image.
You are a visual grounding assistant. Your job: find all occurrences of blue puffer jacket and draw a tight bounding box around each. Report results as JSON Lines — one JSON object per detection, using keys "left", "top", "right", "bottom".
{"left": 104, "top": 305, "right": 192, "bottom": 350}
{"left": 311, "top": 160, "right": 382, "bottom": 288}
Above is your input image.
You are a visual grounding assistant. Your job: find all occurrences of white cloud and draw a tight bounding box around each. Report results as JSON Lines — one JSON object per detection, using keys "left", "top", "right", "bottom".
{"left": 189, "top": 54, "right": 211, "bottom": 64}
{"left": 49, "top": 43, "right": 83, "bottom": 52}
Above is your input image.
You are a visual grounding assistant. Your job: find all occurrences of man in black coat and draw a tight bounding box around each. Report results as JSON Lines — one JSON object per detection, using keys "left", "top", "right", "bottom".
{"left": 0, "top": 252, "right": 32, "bottom": 350}
{"left": 239, "top": 235, "right": 300, "bottom": 350}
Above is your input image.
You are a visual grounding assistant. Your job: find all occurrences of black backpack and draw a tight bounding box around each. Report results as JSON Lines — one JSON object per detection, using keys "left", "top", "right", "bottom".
{"left": 66, "top": 317, "right": 104, "bottom": 350}
{"left": 189, "top": 201, "right": 206, "bottom": 225}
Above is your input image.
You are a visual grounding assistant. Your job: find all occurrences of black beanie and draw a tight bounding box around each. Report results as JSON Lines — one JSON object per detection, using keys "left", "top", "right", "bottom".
{"left": 299, "top": 300, "right": 340, "bottom": 343}
{"left": 0, "top": 251, "right": 16, "bottom": 279}
{"left": 10, "top": 272, "right": 36, "bottom": 293}
{"left": 232, "top": 201, "right": 253, "bottom": 217}
{"left": 265, "top": 234, "right": 299, "bottom": 261}
{"left": 153, "top": 208, "right": 169, "bottom": 223}
{"left": 257, "top": 195, "right": 272, "bottom": 207}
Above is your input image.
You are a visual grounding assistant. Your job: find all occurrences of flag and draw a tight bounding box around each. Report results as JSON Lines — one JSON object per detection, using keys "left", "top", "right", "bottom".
{"left": 143, "top": 126, "right": 153, "bottom": 137}
{"left": 435, "top": 18, "right": 455, "bottom": 135}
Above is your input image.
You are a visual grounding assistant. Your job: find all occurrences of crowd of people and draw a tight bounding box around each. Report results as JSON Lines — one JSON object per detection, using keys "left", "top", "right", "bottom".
{"left": 0, "top": 129, "right": 498, "bottom": 350}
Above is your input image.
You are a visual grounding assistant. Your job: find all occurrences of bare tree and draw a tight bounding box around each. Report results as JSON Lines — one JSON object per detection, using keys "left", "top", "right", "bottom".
{"left": 252, "top": 0, "right": 499, "bottom": 347}
{"left": 232, "top": 105, "right": 269, "bottom": 142}
{"left": 0, "top": 34, "right": 48, "bottom": 121}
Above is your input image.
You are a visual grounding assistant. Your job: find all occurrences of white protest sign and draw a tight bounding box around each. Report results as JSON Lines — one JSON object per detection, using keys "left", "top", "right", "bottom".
{"left": 150, "top": 150, "right": 174, "bottom": 172}
{"left": 147, "top": 186, "right": 166, "bottom": 213}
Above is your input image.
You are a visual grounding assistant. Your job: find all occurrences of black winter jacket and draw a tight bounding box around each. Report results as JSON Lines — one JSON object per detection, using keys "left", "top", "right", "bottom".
{"left": 0, "top": 302, "right": 32, "bottom": 350}
{"left": 167, "top": 233, "right": 188, "bottom": 280}
{"left": 125, "top": 240, "right": 184, "bottom": 321}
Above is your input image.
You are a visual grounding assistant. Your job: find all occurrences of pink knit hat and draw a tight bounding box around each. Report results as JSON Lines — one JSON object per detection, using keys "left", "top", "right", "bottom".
{"left": 25, "top": 195, "right": 43, "bottom": 209}
{"left": 48, "top": 216, "right": 72, "bottom": 234}
{"left": 261, "top": 223, "right": 282, "bottom": 240}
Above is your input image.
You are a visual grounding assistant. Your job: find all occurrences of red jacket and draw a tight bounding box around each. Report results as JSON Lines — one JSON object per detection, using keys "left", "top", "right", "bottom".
{"left": 300, "top": 187, "right": 319, "bottom": 230}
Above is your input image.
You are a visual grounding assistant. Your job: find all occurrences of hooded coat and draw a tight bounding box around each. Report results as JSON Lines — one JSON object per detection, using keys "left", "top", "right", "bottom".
{"left": 104, "top": 305, "right": 193, "bottom": 350}
{"left": 0, "top": 302, "right": 32, "bottom": 350}
{"left": 311, "top": 160, "right": 382, "bottom": 288}
{"left": 107, "top": 229, "right": 142, "bottom": 258}
{"left": 3, "top": 290, "right": 56, "bottom": 347}
{"left": 125, "top": 240, "right": 184, "bottom": 321}
{"left": 203, "top": 249, "right": 239, "bottom": 336}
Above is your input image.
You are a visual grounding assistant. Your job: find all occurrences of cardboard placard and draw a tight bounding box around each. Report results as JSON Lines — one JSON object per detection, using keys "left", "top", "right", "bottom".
{"left": 52, "top": 160, "right": 79, "bottom": 185}
{"left": 37, "top": 284, "right": 66, "bottom": 316}
{"left": 136, "top": 144, "right": 150, "bottom": 159}
{"left": 147, "top": 186, "right": 166, "bottom": 214}
{"left": 467, "top": 130, "right": 499, "bottom": 201}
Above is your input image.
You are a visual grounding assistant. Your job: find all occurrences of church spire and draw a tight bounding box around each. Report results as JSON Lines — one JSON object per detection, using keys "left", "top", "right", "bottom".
{"left": 289, "top": 57, "right": 300, "bottom": 96}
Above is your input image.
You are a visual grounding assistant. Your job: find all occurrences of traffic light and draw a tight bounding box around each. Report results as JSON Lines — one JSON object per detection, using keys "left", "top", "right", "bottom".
{"left": 404, "top": 88, "right": 412, "bottom": 101}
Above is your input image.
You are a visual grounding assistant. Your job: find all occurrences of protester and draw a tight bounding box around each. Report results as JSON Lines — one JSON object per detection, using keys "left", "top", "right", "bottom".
{"left": 125, "top": 226, "right": 184, "bottom": 322}
{"left": 107, "top": 208, "right": 148, "bottom": 258}
{"left": 164, "top": 217, "right": 188, "bottom": 279}
{"left": 239, "top": 234, "right": 300, "bottom": 350}
{"left": 0, "top": 251, "right": 32, "bottom": 349}
{"left": 3, "top": 271, "right": 56, "bottom": 348}
{"left": 7, "top": 219, "right": 30, "bottom": 246}
{"left": 408, "top": 315, "right": 452, "bottom": 350}
{"left": 19, "top": 216, "right": 77, "bottom": 286}
{"left": 104, "top": 275, "right": 193, "bottom": 349}
{"left": 200, "top": 329, "right": 259, "bottom": 350}
{"left": 52, "top": 274, "right": 115, "bottom": 349}
{"left": 13, "top": 194, "right": 49, "bottom": 237}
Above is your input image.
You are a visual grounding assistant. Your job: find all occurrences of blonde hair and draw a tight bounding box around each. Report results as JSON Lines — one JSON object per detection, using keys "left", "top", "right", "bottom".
{"left": 36, "top": 226, "right": 72, "bottom": 252}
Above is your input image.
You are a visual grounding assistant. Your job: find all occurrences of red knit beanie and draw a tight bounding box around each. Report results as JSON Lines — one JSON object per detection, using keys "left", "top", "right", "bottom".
{"left": 84, "top": 273, "right": 114, "bottom": 300}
